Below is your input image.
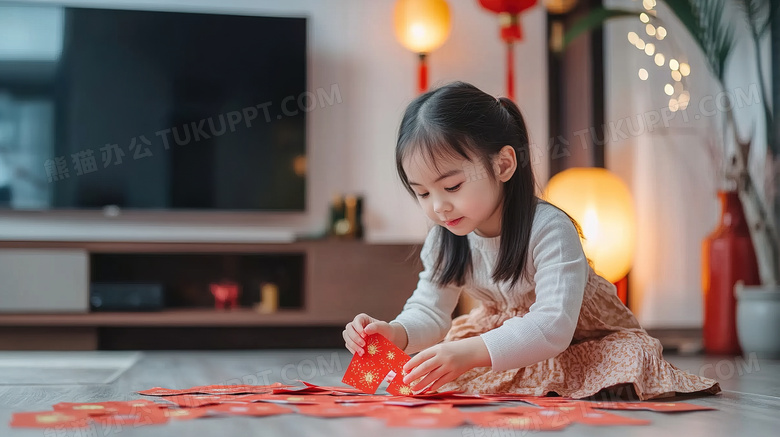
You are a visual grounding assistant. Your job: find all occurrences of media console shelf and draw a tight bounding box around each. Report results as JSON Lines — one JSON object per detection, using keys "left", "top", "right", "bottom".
{"left": 0, "top": 239, "right": 422, "bottom": 350}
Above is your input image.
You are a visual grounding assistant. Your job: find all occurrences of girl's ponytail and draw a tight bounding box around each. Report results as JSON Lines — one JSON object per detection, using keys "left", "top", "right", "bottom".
{"left": 493, "top": 96, "right": 537, "bottom": 287}
{"left": 497, "top": 97, "right": 531, "bottom": 169}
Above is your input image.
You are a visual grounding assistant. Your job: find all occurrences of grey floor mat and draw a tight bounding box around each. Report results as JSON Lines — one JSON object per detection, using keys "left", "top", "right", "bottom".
{"left": 0, "top": 351, "right": 141, "bottom": 385}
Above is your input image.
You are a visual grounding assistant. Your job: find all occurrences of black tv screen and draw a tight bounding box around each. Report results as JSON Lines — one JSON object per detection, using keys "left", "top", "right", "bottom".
{"left": 0, "top": 5, "right": 307, "bottom": 211}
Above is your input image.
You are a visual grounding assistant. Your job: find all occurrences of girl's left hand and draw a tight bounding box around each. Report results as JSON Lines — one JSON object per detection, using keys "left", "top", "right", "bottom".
{"left": 402, "top": 336, "right": 491, "bottom": 394}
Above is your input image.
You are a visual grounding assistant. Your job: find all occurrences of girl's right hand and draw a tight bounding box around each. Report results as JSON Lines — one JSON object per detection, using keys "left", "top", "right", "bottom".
{"left": 343, "top": 313, "right": 395, "bottom": 356}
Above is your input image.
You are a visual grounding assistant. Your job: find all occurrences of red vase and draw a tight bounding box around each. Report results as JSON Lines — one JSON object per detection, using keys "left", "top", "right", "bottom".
{"left": 702, "top": 190, "right": 761, "bottom": 355}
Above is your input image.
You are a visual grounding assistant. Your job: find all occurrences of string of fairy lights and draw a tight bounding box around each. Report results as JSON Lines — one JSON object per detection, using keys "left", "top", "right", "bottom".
{"left": 627, "top": 0, "right": 691, "bottom": 112}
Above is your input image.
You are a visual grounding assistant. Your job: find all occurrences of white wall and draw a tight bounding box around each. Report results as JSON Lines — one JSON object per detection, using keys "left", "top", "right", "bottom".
{"left": 604, "top": 0, "right": 770, "bottom": 328}
{"left": 0, "top": 0, "right": 549, "bottom": 244}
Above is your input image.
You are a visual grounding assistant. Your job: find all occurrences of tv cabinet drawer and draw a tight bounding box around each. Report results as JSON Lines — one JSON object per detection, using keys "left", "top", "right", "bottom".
{"left": 0, "top": 249, "right": 89, "bottom": 312}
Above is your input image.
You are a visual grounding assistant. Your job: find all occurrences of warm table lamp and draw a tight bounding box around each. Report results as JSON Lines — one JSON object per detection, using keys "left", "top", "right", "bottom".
{"left": 394, "top": 0, "right": 452, "bottom": 93}
{"left": 544, "top": 167, "right": 636, "bottom": 305}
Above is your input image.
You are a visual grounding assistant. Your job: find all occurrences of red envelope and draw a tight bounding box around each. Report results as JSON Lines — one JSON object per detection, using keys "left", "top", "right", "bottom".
{"left": 513, "top": 396, "right": 577, "bottom": 407}
{"left": 10, "top": 411, "right": 92, "bottom": 429}
{"left": 182, "top": 384, "right": 260, "bottom": 395}
{"left": 365, "top": 403, "right": 454, "bottom": 418}
{"left": 570, "top": 409, "right": 652, "bottom": 426}
{"left": 53, "top": 400, "right": 167, "bottom": 416}
{"left": 334, "top": 395, "right": 393, "bottom": 404}
{"left": 90, "top": 406, "right": 169, "bottom": 428}
{"left": 295, "top": 403, "right": 384, "bottom": 417}
{"left": 117, "top": 400, "right": 168, "bottom": 409}
{"left": 409, "top": 404, "right": 454, "bottom": 412}
{"left": 136, "top": 387, "right": 187, "bottom": 396}
{"left": 496, "top": 404, "right": 650, "bottom": 427}
{"left": 406, "top": 390, "right": 465, "bottom": 399}
{"left": 382, "top": 406, "right": 466, "bottom": 429}
{"left": 299, "top": 381, "right": 364, "bottom": 394}
{"left": 162, "top": 407, "right": 213, "bottom": 420}
{"left": 428, "top": 398, "right": 500, "bottom": 406}
{"left": 491, "top": 405, "right": 545, "bottom": 415}
{"left": 235, "top": 383, "right": 292, "bottom": 394}
{"left": 162, "top": 395, "right": 247, "bottom": 408}
{"left": 383, "top": 398, "right": 437, "bottom": 407}
{"left": 465, "top": 411, "right": 572, "bottom": 431}
{"left": 52, "top": 402, "right": 119, "bottom": 416}
{"left": 342, "top": 334, "right": 411, "bottom": 394}
{"left": 386, "top": 369, "right": 414, "bottom": 396}
{"left": 530, "top": 404, "right": 589, "bottom": 415}
{"left": 342, "top": 357, "right": 392, "bottom": 394}
{"left": 272, "top": 387, "right": 334, "bottom": 395}
{"left": 206, "top": 403, "right": 294, "bottom": 417}
{"left": 591, "top": 401, "right": 715, "bottom": 412}
{"left": 244, "top": 394, "right": 332, "bottom": 405}
{"left": 138, "top": 384, "right": 285, "bottom": 396}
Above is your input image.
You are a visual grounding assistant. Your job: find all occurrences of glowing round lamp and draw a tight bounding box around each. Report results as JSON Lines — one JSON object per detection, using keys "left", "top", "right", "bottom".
{"left": 544, "top": 167, "right": 636, "bottom": 284}
{"left": 394, "top": 0, "right": 452, "bottom": 93}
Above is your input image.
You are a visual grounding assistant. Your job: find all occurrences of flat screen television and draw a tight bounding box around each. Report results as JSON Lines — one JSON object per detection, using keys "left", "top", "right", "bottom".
{"left": 0, "top": 4, "right": 307, "bottom": 212}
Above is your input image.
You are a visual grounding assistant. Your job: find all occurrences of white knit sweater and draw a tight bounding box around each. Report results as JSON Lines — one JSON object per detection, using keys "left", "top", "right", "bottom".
{"left": 391, "top": 202, "right": 590, "bottom": 372}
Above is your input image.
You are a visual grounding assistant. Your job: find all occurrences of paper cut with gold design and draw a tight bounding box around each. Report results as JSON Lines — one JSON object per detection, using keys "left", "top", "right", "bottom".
{"left": 342, "top": 334, "right": 411, "bottom": 394}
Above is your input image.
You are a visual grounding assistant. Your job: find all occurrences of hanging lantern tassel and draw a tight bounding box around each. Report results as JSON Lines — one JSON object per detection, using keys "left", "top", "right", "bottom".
{"left": 478, "top": 0, "right": 538, "bottom": 100}
{"left": 498, "top": 13, "right": 522, "bottom": 101}
{"left": 418, "top": 53, "right": 428, "bottom": 94}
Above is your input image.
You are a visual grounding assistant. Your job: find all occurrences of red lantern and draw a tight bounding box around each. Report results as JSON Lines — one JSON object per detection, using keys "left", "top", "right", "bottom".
{"left": 478, "top": 0, "right": 538, "bottom": 100}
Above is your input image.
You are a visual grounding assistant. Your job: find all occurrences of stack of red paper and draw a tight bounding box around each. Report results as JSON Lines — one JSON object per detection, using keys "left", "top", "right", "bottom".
{"left": 8, "top": 335, "right": 716, "bottom": 430}
{"left": 8, "top": 382, "right": 715, "bottom": 431}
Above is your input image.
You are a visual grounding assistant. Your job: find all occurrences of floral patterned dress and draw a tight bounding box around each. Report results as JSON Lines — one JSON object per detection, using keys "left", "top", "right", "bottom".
{"left": 438, "top": 267, "right": 721, "bottom": 400}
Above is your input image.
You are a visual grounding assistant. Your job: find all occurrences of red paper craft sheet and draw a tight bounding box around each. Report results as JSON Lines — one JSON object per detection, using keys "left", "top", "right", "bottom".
{"left": 10, "top": 377, "right": 718, "bottom": 431}
{"left": 162, "top": 395, "right": 245, "bottom": 408}
{"left": 137, "top": 383, "right": 289, "bottom": 396}
{"left": 367, "top": 404, "right": 467, "bottom": 428}
{"left": 334, "top": 395, "right": 395, "bottom": 404}
{"left": 591, "top": 401, "right": 716, "bottom": 412}
{"left": 298, "top": 381, "right": 364, "bottom": 394}
{"left": 383, "top": 408, "right": 467, "bottom": 428}
{"left": 10, "top": 411, "right": 93, "bottom": 429}
{"left": 385, "top": 369, "right": 414, "bottom": 396}
{"left": 494, "top": 404, "right": 652, "bottom": 426}
{"left": 464, "top": 411, "right": 572, "bottom": 431}
{"left": 296, "top": 403, "right": 384, "bottom": 418}
{"left": 206, "top": 403, "right": 294, "bottom": 417}
{"left": 162, "top": 407, "right": 213, "bottom": 420}
{"left": 342, "top": 334, "right": 411, "bottom": 394}
{"left": 89, "top": 407, "right": 169, "bottom": 427}
{"left": 53, "top": 400, "right": 166, "bottom": 415}
{"left": 570, "top": 409, "right": 652, "bottom": 426}
{"left": 238, "top": 394, "right": 330, "bottom": 405}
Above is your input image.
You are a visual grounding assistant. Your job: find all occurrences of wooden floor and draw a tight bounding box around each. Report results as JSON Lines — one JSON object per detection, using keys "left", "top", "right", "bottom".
{"left": 0, "top": 350, "right": 778, "bottom": 436}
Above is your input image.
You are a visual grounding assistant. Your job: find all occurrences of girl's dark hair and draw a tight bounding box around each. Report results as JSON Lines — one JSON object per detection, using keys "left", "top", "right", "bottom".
{"left": 395, "top": 81, "right": 538, "bottom": 289}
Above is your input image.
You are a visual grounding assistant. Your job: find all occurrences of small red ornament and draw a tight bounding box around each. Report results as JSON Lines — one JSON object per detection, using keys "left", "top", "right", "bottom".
{"left": 210, "top": 281, "right": 241, "bottom": 310}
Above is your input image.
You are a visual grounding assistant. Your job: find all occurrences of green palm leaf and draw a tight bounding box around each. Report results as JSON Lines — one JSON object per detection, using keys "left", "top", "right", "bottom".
{"left": 662, "top": 0, "right": 735, "bottom": 84}
{"left": 558, "top": 7, "right": 639, "bottom": 53}
{"left": 734, "top": 0, "right": 774, "bottom": 37}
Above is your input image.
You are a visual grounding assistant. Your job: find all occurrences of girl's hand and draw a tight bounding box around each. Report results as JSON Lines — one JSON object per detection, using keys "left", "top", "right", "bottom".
{"left": 402, "top": 337, "right": 491, "bottom": 393}
{"left": 343, "top": 313, "right": 402, "bottom": 356}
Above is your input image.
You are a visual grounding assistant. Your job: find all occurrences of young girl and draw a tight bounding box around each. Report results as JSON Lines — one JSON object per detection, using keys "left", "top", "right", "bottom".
{"left": 342, "top": 81, "right": 720, "bottom": 400}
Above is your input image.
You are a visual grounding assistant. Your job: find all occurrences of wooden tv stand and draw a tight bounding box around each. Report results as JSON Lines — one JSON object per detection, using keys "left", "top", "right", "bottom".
{"left": 0, "top": 239, "right": 423, "bottom": 350}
